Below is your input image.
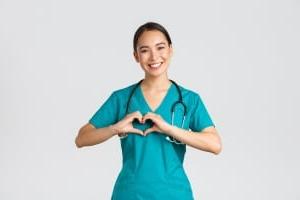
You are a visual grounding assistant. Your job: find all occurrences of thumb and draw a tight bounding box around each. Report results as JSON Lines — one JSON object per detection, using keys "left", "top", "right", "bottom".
{"left": 143, "top": 127, "right": 155, "bottom": 136}
{"left": 130, "top": 128, "right": 144, "bottom": 136}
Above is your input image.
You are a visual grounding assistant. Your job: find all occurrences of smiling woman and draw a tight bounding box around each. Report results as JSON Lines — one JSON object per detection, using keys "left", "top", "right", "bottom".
{"left": 133, "top": 27, "right": 173, "bottom": 79}
{"left": 75, "top": 21, "right": 222, "bottom": 200}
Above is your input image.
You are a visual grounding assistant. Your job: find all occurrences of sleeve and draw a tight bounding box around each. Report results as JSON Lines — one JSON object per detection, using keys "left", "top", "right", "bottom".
{"left": 88, "top": 91, "right": 119, "bottom": 129}
{"left": 189, "top": 93, "right": 215, "bottom": 132}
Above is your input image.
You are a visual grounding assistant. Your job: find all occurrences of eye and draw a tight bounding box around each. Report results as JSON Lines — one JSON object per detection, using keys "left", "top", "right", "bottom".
{"left": 140, "top": 49, "right": 148, "bottom": 53}
{"left": 157, "top": 46, "right": 165, "bottom": 50}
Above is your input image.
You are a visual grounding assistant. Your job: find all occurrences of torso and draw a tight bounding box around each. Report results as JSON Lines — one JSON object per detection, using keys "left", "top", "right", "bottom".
{"left": 111, "top": 82, "right": 196, "bottom": 199}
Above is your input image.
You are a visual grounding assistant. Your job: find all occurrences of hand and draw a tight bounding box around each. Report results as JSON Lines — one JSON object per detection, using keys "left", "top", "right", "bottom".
{"left": 112, "top": 111, "right": 144, "bottom": 136}
{"left": 142, "top": 112, "right": 172, "bottom": 136}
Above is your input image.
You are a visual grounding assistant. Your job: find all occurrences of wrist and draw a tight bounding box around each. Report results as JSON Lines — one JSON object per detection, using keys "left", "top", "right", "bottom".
{"left": 166, "top": 124, "right": 177, "bottom": 136}
{"left": 109, "top": 124, "right": 120, "bottom": 136}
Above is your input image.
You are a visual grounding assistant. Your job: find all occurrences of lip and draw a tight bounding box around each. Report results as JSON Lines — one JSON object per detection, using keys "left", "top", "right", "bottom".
{"left": 148, "top": 62, "right": 163, "bottom": 68}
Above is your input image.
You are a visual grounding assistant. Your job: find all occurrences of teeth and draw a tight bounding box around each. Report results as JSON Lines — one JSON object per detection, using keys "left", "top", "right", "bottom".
{"left": 149, "top": 63, "right": 162, "bottom": 68}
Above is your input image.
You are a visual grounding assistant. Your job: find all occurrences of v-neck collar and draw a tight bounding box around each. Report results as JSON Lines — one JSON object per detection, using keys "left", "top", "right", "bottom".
{"left": 137, "top": 82, "right": 174, "bottom": 113}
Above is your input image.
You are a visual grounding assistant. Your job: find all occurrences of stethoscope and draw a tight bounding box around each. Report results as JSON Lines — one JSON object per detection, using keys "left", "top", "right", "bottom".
{"left": 120, "top": 79, "right": 187, "bottom": 145}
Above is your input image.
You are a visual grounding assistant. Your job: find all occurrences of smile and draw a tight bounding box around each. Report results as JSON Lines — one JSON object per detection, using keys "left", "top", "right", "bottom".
{"left": 148, "top": 62, "right": 163, "bottom": 68}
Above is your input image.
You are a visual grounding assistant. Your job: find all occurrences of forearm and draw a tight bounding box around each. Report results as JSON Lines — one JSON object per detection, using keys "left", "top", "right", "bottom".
{"left": 167, "top": 126, "right": 222, "bottom": 154}
{"left": 75, "top": 125, "right": 118, "bottom": 148}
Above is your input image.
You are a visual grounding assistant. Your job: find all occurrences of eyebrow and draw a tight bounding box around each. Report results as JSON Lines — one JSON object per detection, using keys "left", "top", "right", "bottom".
{"left": 138, "top": 42, "right": 167, "bottom": 50}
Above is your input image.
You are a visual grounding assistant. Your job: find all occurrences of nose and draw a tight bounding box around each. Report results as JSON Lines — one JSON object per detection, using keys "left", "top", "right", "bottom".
{"left": 149, "top": 49, "right": 159, "bottom": 61}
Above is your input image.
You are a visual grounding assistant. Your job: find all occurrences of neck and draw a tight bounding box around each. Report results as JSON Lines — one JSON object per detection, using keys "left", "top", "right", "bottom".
{"left": 142, "top": 74, "right": 171, "bottom": 90}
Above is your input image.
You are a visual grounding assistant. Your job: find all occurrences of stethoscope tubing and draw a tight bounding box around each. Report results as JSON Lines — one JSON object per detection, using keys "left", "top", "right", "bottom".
{"left": 122, "top": 79, "right": 187, "bottom": 144}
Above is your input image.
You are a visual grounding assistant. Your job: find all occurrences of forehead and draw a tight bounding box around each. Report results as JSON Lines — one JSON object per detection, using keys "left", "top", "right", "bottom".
{"left": 137, "top": 30, "right": 168, "bottom": 46}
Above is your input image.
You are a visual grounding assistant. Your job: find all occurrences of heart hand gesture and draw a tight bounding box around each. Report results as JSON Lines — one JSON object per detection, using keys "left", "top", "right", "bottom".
{"left": 112, "top": 111, "right": 172, "bottom": 138}
{"left": 112, "top": 111, "right": 144, "bottom": 137}
{"left": 142, "top": 112, "right": 172, "bottom": 136}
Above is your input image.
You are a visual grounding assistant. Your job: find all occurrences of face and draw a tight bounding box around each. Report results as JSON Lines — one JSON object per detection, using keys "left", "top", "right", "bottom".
{"left": 134, "top": 30, "right": 173, "bottom": 78}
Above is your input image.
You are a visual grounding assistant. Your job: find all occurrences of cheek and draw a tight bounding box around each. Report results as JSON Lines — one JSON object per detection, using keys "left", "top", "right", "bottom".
{"left": 139, "top": 54, "right": 150, "bottom": 63}
{"left": 162, "top": 55, "right": 171, "bottom": 63}
{"left": 161, "top": 51, "right": 171, "bottom": 58}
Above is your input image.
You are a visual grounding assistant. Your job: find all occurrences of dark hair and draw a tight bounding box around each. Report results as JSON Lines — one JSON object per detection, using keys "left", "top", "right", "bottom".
{"left": 133, "top": 22, "right": 172, "bottom": 52}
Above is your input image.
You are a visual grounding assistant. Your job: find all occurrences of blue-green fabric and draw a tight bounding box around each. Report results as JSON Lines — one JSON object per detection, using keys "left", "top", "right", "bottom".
{"left": 89, "top": 82, "right": 215, "bottom": 200}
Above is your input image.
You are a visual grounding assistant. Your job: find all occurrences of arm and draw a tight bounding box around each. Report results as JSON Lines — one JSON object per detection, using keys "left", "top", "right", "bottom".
{"left": 75, "top": 111, "right": 144, "bottom": 148}
{"left": 142, "top": 112, "right": 222, "bottom": 155}
{"left": 75, "top": 123, "right": 118, "bottom": 148}
{"left": 167, "top": 126, "right": 222, "bottom": 155}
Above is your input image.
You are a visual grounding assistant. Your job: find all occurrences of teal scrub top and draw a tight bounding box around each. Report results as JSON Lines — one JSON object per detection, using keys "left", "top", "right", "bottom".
{"left": 89, "top": 81, "right": 215, "bottom": 200}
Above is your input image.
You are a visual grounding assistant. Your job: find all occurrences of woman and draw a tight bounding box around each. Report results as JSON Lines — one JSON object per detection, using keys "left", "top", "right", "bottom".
{"left": 75, "top": 22, "right": 222, "bottom": 200}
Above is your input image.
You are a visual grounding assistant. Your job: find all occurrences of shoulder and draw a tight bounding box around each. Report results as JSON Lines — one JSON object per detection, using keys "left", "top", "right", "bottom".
{"left": 175, "top": 81, "right": 201, "bottom": 101}
{"left": 175, "top": 81, "right": 211, "bottom": 111}
{"left": 110, "top": 82, "right": 139, "bottom": 98}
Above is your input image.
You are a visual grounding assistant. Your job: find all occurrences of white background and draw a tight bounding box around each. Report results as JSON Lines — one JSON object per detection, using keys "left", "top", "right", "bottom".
{"left": 1, "top": 0, "right": 299, "bottom": 199}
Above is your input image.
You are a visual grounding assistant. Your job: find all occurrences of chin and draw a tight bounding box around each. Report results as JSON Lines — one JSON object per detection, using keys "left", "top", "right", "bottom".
{"left": 145, "top": 69, "right": 168, "bottom": 78}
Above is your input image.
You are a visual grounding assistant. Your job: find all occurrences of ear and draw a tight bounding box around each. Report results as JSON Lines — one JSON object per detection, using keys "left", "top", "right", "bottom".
{"left": 133, "top": 51, "right": 139, "bottom": 63}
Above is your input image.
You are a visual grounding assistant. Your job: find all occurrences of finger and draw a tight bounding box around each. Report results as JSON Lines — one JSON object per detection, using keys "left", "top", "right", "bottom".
{"left": 142, "top": 113, "right": 158, "bottom": 124}
{"left": 135, "top": 112, "right": 144, "bottom": 123}
{"left": 130, "top": 128, "right": 144, "bottom": 136}
{"left": 142, "top": 112, "right": 152, "bottom": 121}
{"left": 127, "top": 110, "right": 141, "bottom": 118}
{"left": 118, "top": 133, "right": 128, "bottom": 138}
{"left": 136, "top": 110, "right": 143, "bottom": 117}
{"left": 131, "top": 111, "right": 143, "bottom": 123}
{"left": 144, "top": 127, "right": 156, "bottom": 136}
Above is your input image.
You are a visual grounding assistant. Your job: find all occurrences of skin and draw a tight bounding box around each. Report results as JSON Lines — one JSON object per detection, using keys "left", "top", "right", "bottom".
{"left": 75, "top": 30, "right": 222, "bottom": 155}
